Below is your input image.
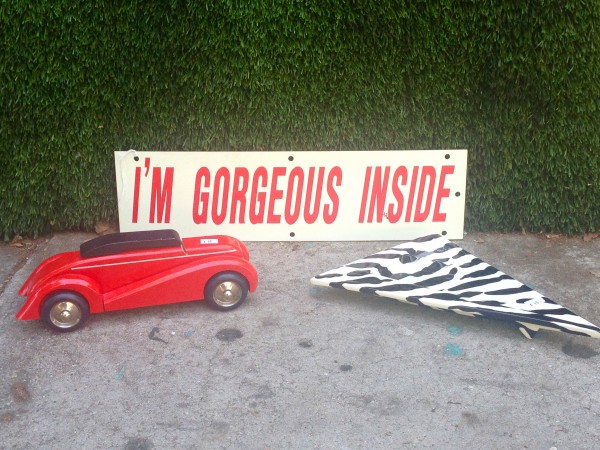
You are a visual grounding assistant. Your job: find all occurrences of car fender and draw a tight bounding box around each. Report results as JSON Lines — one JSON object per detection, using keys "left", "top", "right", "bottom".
{"left": 16, "top": 274, "right": 103, "bottom": 321}
{"left": 191, "top": 256, "right": 259, "bottom": 293}
{"left": 146, "top": 254, "right": 259, "bottom": 294}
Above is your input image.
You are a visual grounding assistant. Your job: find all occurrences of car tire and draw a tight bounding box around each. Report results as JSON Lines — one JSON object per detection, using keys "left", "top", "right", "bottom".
{"left": 41, "top": 291, "right": 90, "bottom": 332}
{"left": 204, "top": 272, "right": 249, "bottom": 311}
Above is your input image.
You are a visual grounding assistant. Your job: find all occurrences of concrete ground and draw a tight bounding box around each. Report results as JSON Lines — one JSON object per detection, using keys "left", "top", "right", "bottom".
{"left": 1, "top": 232, "right": 599, "bottom": 449}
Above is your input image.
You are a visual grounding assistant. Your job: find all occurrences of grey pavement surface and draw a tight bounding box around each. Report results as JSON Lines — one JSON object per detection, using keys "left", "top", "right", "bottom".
{"left": 1, "top": 232, "right": 600, "bottom": 449}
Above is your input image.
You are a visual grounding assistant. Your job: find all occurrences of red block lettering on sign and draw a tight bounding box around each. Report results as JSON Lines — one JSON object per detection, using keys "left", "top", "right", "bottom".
{"left": 358, "top": 165, "right": 455, "bottom": 224}
{"left": 150, "top": 167, "right": 174, "bottom": 223}
{"left": 190, "top": 165, "right": 342, "bottom": 226}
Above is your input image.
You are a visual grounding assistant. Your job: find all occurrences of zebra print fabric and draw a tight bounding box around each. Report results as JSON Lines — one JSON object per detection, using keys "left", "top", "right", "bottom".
{"left": 311, "top": 234, "right": 600, "bottom": 339}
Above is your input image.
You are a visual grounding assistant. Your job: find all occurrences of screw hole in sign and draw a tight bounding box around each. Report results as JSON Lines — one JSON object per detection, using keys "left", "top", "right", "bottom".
{"left": 290, "top": 232, "right": 296, "bottom": 238}
{"left": 134, "top": 156, "right": 139, "bottom": 161}
{"left": 288, "top": 156, "right": 294, "bottom": 162}
{"left": 455, "top": 192, "right": 461, "bottom": 197}
{"left": 445, "top": 154, "right": 450, "bottom": 159}
{"left": 441, "top": 231, "right": 447, "bottom": 236}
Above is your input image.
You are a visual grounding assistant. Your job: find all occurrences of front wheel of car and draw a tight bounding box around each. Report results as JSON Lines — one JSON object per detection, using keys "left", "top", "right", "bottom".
{"left": 204, "top": 272, "right": 249, "bottom": 311}
{"left": 41, "top": 291, "right": 90, "bottom": 332}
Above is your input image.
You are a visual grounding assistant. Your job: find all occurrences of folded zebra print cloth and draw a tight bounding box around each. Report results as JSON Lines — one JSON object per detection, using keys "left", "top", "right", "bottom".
{"left": 311, "top": 234, "right": 600, "bottom": 339}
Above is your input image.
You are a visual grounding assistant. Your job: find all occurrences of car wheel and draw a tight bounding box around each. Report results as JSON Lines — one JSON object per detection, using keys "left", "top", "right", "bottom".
{"left": 204, "top": 272, "right": 249, "bottom": 311}
{"left": 41, "top": 291, "right": 90, "bottom": 332}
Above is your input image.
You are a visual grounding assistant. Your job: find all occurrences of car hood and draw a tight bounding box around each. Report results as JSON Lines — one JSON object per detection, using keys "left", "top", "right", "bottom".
{"left": 182, "top": 235, "right": 250, "bottom": 260}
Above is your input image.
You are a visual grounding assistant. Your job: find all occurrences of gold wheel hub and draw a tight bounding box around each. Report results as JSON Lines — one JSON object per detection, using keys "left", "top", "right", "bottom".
{"left": 49, "top": 301, "right": 82, "bottom": 329}
{"left": 213, "top": 281, "right": 243, "bottom": 307}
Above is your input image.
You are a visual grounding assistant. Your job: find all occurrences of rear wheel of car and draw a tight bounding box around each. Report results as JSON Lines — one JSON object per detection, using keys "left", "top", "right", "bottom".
{"left": 204, "top": 272, "right": 249, "bottom": 311}
{"left": 41, "top": 291, "right": 90, "bottom": 332}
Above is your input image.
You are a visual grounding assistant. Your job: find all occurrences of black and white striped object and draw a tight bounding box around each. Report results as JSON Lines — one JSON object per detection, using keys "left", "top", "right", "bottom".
{"left": 311, "top": 234, "right": 600, "bottom": 339}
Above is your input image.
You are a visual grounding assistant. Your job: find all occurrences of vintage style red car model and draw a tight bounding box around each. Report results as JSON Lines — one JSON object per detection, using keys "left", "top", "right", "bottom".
{"left": 17, "top": 229, "right": 258, "bottom": 332}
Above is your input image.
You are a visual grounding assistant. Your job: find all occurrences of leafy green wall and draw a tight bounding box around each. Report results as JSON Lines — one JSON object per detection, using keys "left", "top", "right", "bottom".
{"left": 1, "top": 1, "right": 599, "bottom": 237}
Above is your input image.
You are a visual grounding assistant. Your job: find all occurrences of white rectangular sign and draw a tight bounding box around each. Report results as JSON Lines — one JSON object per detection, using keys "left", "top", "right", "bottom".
{"left": 115, "top": 150, "right": 467, "bottom": 241}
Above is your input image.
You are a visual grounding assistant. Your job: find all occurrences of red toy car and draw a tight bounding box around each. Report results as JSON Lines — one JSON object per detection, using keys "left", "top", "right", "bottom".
{"left": 17, "top": 229, "right": 258, "bottom": 332}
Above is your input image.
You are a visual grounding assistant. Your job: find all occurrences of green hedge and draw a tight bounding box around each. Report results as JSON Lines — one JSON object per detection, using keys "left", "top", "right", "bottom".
{"left": 1, "top": 1, "right": 599, "bottom": 238}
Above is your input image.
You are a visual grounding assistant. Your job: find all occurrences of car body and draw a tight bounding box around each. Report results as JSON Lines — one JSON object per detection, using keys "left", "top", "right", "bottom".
{"left": 17, "top": 229, "right": 258, "bottom": 332}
